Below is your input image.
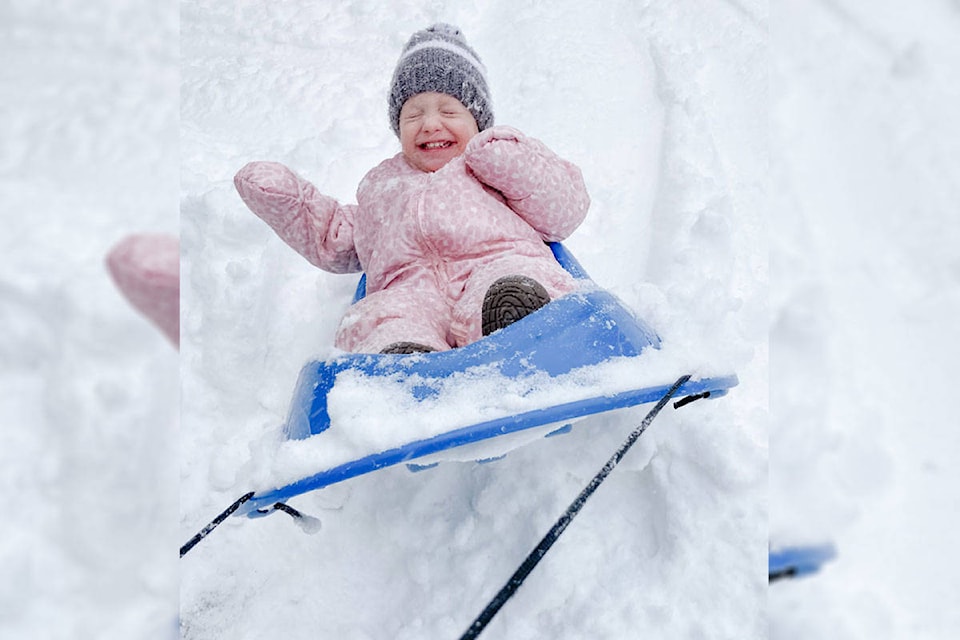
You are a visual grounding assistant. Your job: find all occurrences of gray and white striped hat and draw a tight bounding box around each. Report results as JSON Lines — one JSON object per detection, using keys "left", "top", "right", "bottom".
{"left": 388, "top": 23, "right": 494, "bottom": 137}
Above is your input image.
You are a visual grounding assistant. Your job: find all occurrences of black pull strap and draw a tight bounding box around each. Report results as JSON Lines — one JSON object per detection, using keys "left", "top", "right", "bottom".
{"left": 674, "top": 390, "right": 711, "bottom": 409}
{"left": 769, "top": 567, "right": 797, "bottom": 582}
{"left": 180, "top": 491, "right": 255, "bottom": 558}
{"left": 181, "top": 494, "right": 324, "bottom": 558}
{"left": 459, "top": 374, "right": 691, "bottom": 639}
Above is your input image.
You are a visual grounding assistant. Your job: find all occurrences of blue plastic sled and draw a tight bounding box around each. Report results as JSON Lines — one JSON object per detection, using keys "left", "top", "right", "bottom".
{"left": 239, "top": 243, "right": 738, "bottom": 517}
{"left": 769, "top": 544, "right": 837, "bottom": 580}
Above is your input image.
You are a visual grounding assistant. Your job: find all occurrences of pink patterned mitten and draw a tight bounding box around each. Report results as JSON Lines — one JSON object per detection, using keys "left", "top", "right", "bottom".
{"left": 106, "top": 233, "right": 179, "bottom": 348}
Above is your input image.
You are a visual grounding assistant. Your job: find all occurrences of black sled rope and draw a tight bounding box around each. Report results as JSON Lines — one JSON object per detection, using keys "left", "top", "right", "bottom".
{"left": 459, "top": 374, "right": 691, "bottom": 640}
{"left": 180, "top": 493, "right": 310, "bottom": 557}
{"left": 768, "top": 567, "right": 797, "bottom": 582}
{"left": 180, "top": 492, "right": 254, "bottom": 558}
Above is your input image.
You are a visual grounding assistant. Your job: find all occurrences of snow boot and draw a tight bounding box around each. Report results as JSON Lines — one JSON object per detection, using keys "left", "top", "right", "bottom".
{"left": 481, "top": 275, "right": 551, "bottom": 337}
{"left": 380, "top": 342, "right": 437, "bottom": 354}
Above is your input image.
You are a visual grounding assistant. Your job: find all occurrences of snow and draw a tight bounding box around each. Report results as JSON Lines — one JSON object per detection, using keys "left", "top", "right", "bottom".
{"left": 1, "top": 0, "right": 958, "bottom": 638}
{"left": 769, "top": 1, "right": 960, "bottom": 636}
{"left": 1, "top": 3, "right": 179, "bottom": 638}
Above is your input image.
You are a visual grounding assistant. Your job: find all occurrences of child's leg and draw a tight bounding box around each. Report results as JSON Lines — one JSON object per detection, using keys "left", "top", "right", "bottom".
{"left": 449, "top": 254, "right": 579, "bottom": 347}
{"left": 335, "top": 284, "right": 453, "bottom": 354}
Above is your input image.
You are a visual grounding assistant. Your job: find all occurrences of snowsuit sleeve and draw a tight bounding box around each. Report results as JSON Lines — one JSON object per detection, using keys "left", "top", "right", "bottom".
{"left": 234, "top": 161, "right": 362, "bottom": 274}
{"left": 463, "top": 126, "right": 590, "bottom": 242}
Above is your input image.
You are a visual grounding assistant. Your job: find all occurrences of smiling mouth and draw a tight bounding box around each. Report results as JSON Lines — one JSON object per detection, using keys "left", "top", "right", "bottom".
{"left": 419, "top": 140, "right": 454, "bottom": 150}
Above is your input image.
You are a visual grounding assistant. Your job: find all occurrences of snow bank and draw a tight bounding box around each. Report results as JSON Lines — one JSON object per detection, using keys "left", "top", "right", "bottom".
{"left": 769, "top": 2, "right": 960, "bottom": 637}
{"left": 1, "top": 2, "right": 179, "bottom": 638}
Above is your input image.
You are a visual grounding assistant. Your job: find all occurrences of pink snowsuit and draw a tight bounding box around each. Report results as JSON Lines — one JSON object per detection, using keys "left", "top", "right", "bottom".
{"left": 234, "top": 125, "right": 590, "bottom": 353}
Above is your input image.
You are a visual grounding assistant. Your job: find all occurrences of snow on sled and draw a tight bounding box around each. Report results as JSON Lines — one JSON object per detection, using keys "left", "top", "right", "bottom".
{"left": 238, "top": 243, "right": 738, "bottom": 517}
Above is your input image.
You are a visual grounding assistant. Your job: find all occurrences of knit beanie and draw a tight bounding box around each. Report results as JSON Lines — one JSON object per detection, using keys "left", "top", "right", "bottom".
{"left": 388, "top": 23, "right": 494, "bottom": 137}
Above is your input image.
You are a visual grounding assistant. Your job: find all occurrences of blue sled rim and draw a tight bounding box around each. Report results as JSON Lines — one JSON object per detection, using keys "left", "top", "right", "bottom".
{"left": 239, "top": 373, "right": 738, "bottom": 516}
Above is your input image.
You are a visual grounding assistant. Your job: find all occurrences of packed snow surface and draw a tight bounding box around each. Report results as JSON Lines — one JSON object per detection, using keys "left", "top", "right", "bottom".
{"left": 2, "top": 0, "right": 958, "bottom": 639}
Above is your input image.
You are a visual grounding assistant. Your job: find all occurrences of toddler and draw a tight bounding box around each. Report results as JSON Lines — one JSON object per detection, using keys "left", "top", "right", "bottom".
{"left": 235, "top": 23, "right": 590, "bottom": 354}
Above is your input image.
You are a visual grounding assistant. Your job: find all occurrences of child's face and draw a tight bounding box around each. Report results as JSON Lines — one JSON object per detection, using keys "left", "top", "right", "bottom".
{"left": 399, "top": 92, "right": 479, "bottom": 173}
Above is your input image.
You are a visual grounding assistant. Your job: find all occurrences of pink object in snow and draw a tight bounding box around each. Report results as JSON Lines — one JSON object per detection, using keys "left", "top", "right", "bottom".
{"left": 235, "top": 126, "right": 589, "bottom": 353}
{"left": 106, "top": 233, "right": 180, "bottom": 348}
